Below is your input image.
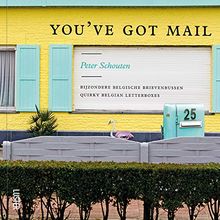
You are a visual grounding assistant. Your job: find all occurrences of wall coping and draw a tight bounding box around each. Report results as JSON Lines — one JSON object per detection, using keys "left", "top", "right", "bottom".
{"left": 1, "top": 0, "right": 220, "bottom": 7}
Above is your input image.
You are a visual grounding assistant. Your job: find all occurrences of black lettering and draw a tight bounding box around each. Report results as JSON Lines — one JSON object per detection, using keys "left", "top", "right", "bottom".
{"left": 195, "top": 26, "right": 200, "bottom": 36}
{"left": 203, "top": 26, "right": 212, "bottom": 36}
{"left": 136, "top": 25, "right": 146, "bottom": 36}
{"left": 75, "top": 25, "right": 84, "bottom": 35}
{"left": 183, "top": 26, "right": 192, "bottom": 36}
{"left": 105, "top": 25, "right": 114, "bottom": 35}
{"left": 50, "top": 24, "right": 60, "bottom": 35}
{"left": 93, "top": 25, "right": 103, "bottom": 35}
{"left": 148, "top": 25, "right": 158, "bottom": 36}
{"left": 167, "top": 25, "right": 180, "bottom": 36}
{"left": 184, "top": 108, "right": 197, "bottom": 120}
{"left": 184, "top": 109, "right": 190, "bottom": 120}
{"left": 123, "top": 25, "right": 133, "bottom": 36}
{"left": 191, "top": 108, "right": 196, "bottom": 120}
{"left": 62, "top": 24, "right": 72, "bottom": 35}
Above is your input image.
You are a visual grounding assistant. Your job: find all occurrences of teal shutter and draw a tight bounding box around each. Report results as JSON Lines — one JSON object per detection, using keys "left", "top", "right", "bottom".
{"left": 213, "top": 45, "right": 220, "bottom": 112}
{"left": 16, "top": 45, "right": 40, "bottom": 111}
{"left": 49, "top": 45, "right": 72, "bottom": 111}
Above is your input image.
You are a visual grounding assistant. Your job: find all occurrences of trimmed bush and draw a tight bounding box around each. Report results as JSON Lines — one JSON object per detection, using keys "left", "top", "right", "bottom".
{"left": 0, "top": 161, "right": 220, "bottom": 220}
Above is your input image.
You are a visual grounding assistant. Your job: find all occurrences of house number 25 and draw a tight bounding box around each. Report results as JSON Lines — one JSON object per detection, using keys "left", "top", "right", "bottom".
{"left": 184, "top": 108, "right": 197, "bottom": 120}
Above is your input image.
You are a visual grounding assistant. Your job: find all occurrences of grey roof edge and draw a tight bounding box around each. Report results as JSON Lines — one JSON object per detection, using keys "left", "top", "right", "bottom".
{"left": 1, "top": 0, "right": 220, "bottom": 7}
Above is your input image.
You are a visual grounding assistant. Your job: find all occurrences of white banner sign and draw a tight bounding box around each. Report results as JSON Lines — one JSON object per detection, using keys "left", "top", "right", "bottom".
{"left": 74, "top": 46, "right": 210, "bottom": 112}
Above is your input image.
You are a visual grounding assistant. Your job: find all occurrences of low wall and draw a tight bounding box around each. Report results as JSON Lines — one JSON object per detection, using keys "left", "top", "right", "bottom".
{"left": 145, "top": 137, "right": 220, "bottom": 163}
{"left": 3, "top": 136, "right": 146, "bottom": 162}
{"left": 3, "top": 136, "right": 220, "bottom": 163}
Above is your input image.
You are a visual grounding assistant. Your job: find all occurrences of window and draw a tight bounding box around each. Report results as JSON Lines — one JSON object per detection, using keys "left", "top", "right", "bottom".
{"left": 73, "top": 46, "right": 211, "bottom": 112}
{"left": 0, "top": 48, "right": 15, "bottom": 109}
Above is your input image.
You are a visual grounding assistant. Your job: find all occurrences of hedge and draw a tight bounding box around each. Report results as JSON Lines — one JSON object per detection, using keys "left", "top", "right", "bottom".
{"left": 0, "top": 161, "right": 219, "bottom": 220}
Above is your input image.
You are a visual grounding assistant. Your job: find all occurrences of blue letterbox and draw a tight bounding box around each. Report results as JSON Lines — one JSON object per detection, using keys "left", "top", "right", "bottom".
{"left": 163, "top": 104, "right": 204, "bottom": 139}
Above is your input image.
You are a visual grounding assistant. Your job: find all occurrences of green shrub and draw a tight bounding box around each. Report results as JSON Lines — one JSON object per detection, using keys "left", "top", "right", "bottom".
{"left": 28, "top": 105, "right": 58, "bottom": 137}
{"left": 0, "top": 161, "right": 220, "bottom": 220}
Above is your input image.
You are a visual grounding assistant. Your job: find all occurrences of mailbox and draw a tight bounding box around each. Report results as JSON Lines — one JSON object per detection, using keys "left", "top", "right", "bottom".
{"left": 163, "top": 104, "right": 204, "bottom": 139}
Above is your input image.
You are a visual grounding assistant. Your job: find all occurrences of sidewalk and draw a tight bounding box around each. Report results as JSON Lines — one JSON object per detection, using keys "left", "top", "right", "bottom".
{"left": 7, "top": 200, "right": 211, "bottom": 220}
{"left": 88, "top": 201, "right": 211, "bottom": 220}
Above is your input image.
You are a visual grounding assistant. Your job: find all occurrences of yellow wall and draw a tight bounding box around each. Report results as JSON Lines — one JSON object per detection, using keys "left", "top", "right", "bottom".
{"left": 0, "top": 7, "right": 219, "bottom": 132}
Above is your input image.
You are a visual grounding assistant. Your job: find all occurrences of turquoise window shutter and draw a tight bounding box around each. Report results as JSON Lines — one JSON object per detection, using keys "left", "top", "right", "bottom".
{"left": 16, "top": 45, "right": 40, "bottom": 111}
{"left": 49, "top": 45, "right": 72, "bottom": 111}
{"left": 213, "top": 45, "right": 220, "bottom": 112}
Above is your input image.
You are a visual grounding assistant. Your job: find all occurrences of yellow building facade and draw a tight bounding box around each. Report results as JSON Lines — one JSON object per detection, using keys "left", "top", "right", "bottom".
{"left": 1, "top": 1, "right": 220, "bottom": 142}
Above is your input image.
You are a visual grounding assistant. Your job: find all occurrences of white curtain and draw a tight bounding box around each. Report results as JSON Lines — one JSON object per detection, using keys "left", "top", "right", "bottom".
{"left": 0, "top": 51, "right": 15, "bottom": 107}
